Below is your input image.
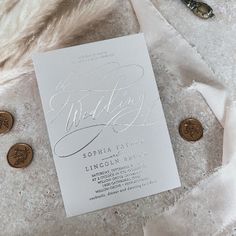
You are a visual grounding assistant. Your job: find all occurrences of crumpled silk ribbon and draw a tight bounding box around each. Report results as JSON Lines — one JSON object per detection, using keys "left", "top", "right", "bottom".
{"left": 130, "top": 0, "right": 236, "bottom": 235}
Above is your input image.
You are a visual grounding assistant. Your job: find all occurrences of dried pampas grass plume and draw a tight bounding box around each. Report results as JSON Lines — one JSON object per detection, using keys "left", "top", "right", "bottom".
{"left": 0, "top": 0, "right": 19, "bottom": 20}
{"left": 0, "top": 0, "right": 117, "bottom": 71}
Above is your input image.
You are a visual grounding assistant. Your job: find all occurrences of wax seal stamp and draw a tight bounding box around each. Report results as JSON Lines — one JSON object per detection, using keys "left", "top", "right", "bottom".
{"left": 0, "top": 111, "right": 14, "bottom": 134}
{"left": 7, "top": 143, "right": 33, "bottom": 168}
{"left": 182, "top": 0, "right": 214, "bottom": 19}
{"left": 179, "top": 118, "right": 203, "bottom": 141}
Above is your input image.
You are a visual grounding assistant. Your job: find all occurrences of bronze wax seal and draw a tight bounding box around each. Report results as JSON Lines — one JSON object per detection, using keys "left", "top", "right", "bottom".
{"left": 7, "top": 143, "right": 33, "bottom": 168}
{"left": 0, "top": 111, "right": 14, "bottom": 134}
{"left": 179, "top": 118, "right": 203, "bottom": 141}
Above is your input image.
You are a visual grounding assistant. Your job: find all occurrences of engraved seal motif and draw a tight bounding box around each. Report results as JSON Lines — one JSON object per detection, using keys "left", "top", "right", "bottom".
{"left": 0, "top": 111, "right": 14, "bottom": 134}
{"left": 7, "top": 143, "right": 33, "bottom": 168}
{"left": 179, "top": 118, "right": 203, "bottom": 142}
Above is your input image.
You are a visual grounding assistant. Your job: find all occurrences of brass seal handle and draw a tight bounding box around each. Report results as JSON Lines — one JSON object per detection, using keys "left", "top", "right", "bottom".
{"left": 182, "top": 0, "right": 214, "bottom": 19}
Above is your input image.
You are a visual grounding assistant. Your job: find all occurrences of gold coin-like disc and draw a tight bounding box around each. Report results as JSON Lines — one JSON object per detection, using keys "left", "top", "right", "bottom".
{"left": 7, "top": 143, "right": 33, "bottom": 168}
{"left": 179, "top": 118, "right": 203, "bottom": 142}
{"left": 0, "top": 111, "right": 14, "bottom": 134}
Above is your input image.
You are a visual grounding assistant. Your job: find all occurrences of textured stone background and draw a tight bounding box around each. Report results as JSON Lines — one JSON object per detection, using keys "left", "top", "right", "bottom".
{"left": 0, "top": 0, "right": 235, "bottom": 235}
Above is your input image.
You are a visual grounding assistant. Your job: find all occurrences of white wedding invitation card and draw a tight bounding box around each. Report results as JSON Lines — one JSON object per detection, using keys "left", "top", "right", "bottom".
{"left": 33, "top": 34, "right": 180, "bottom": 217}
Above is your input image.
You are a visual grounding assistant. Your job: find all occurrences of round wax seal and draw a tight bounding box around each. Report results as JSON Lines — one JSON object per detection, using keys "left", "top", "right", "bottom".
{"left": 7, "top": 143, "right": 33, "bottom": 168}
{"left": 179, "top": 118, "right": 203, "bottom": 142}
{"left": 0, "top": 111, "right": 14, "bottom": 134}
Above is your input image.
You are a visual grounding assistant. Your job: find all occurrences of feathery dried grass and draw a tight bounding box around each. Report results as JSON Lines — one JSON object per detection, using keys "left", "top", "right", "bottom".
{"left": 0, "top": 0, "right": 117, "bottom": 70}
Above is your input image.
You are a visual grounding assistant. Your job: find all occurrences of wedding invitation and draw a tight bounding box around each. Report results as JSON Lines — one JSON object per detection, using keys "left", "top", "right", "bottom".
{"left": 33, "top": 34, "right": 180, "bottom": 217}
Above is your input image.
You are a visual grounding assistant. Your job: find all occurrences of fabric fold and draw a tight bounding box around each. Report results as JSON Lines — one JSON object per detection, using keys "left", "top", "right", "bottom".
{"left": 130, "top": 0, "right": 236, "bottom": 235}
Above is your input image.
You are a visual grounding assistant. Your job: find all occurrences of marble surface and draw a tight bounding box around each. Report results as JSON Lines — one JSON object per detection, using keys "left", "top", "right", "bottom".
{"left": 0, "top": 0, "right": 235, "bottom": 235}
